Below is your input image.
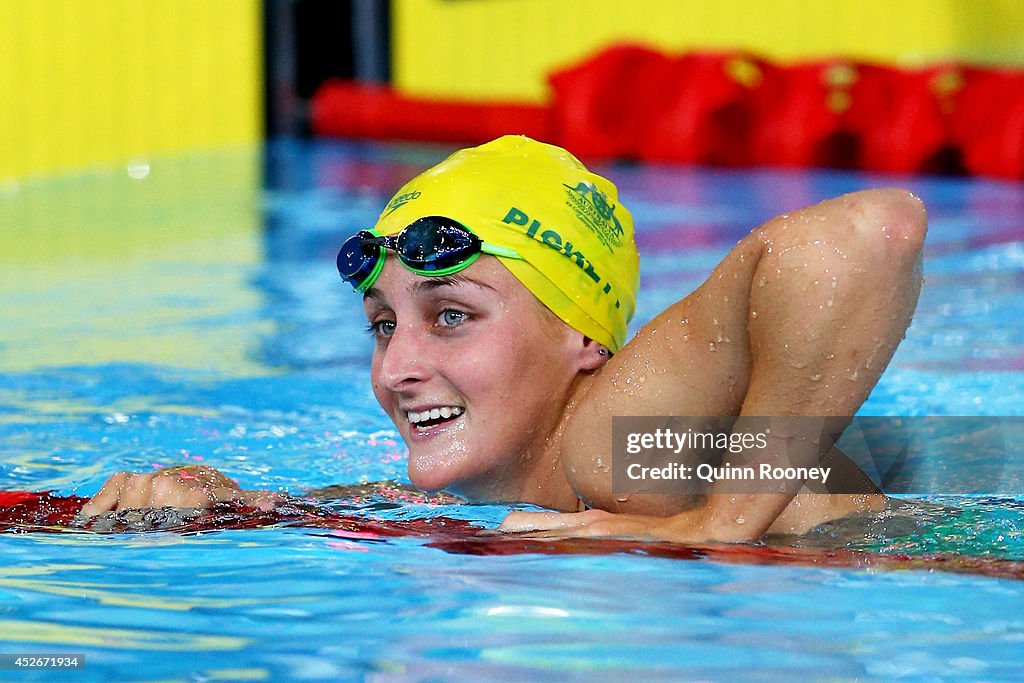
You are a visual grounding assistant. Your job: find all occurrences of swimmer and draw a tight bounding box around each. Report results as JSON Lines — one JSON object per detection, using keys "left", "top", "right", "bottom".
{"left": 81, "top": 136, "right": 926, "bottom": 543}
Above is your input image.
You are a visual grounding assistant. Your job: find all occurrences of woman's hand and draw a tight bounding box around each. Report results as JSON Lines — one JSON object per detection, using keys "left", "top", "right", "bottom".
{"left": 79, "top": 465, "right": 279, "bottom": 516}
{"left": 499, "top": 498, "right": 773, "bottom": 545}
{"left": 499, "top": 508, "right": 716, "bottom": 544}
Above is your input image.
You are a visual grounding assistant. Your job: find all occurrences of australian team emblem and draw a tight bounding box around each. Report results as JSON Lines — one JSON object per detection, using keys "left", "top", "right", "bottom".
{"left": 563, "top": 182, "right": 624, "bottom": 251}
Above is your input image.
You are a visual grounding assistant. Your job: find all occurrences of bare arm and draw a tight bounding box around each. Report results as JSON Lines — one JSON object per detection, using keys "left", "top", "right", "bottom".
{"left": 504, "top": 188, "right": 926, "bottom": 542}
{"left": 80, "top": 471, "right": 456, "bottom": 517}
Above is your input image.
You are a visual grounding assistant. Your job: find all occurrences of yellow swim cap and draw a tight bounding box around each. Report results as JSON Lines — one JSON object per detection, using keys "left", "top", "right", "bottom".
{"left": 372, "top": 136, "right": 639, "bottom": 352}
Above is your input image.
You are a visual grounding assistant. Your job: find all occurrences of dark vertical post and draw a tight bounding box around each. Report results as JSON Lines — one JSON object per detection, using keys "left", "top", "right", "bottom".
{"left": 263, "top": 0, "right": 300, "bottom": 138}
{"left": 352, "top": 0, "right": 391, "bottom": 84}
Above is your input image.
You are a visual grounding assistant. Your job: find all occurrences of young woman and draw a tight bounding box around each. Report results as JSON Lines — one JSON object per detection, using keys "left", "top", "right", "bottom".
{"left": 81, "top": 136, "right": 926, "bottom": 543}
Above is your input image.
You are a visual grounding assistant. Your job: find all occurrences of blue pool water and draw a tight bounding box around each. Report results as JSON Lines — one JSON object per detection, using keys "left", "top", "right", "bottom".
{"left": 2, "top": 139, "right": 1024, "bottom": 680}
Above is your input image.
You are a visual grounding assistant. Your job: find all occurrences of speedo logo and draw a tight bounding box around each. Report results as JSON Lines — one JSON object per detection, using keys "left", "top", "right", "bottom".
{"left": 382, "top": 190, "right": 421, "bottom": 217}
{"left": 502, "top": 207, "right": 620, "bottom": 309}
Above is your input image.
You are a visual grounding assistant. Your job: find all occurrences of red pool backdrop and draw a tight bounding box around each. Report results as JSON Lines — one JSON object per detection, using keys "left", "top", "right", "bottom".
{"left": 312, "top": 45, "right": 1024, "bottom": 180}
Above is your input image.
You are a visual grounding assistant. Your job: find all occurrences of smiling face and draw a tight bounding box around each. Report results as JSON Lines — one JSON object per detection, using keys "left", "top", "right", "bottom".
{"left": 362, "top": 255, "right": 598, "bottom": 503}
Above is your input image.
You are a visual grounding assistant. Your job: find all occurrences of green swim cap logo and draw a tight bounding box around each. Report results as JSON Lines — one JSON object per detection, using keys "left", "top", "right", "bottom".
{"left": 383, "top": 190, "right": 421, "bottom": 217}
{"left": 563, "top": 182, "right": 624, "bottom": 252}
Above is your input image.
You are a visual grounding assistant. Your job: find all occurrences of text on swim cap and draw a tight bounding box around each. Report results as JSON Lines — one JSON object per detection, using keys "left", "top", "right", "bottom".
{"left": 502, "top": 207, "right": 620, "bottom": 309}
{"left": 382, "top": 190, "right": 421, "bottom": 217}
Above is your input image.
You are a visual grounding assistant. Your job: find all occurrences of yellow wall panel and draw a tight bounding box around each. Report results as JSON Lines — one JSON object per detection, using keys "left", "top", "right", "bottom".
{"left": 0, "top": 148, "right": 267, "bottom": 373}
{"left": 394, "top": 0, "right": 1024, "bottom": 103}
{"left": 0, "top": 0, "right": 262, "bottom": 181}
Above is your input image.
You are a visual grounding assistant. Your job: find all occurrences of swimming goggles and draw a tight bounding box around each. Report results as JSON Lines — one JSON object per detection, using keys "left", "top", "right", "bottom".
{"left": 336, "top": 216, "right": 522, "bottom": 292}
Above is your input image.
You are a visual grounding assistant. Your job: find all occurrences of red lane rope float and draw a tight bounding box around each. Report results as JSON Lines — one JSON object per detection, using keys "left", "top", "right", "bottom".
{"left": 311, "top": 48, "right": 1024, "bottom": 179}
{"left": 311, "top": 79, "right": 552, "bottom": 146}
{"left": 428, "top": 534, "right": 1024, "bottom": 581}
{"left": 0, "top": 491, "right": 43, "bottom": 506}
{"left": 0, "top": 490, "right": 473, "bottom": 538}
{"left": 750, "top": 61, "right": 963, "bottom": 173}
{"left": 547, "top": 47, "right": 769, "bottom": 165}
{"left": 950, "top": 66, "right": 1024, "bottom": 179}
{"left": 548, "top": 45, "right": 680, "bottom": 160}
{"left": 3, "top": 490, "right": 1024, "bottom": 580}
{"left": 638, "top": 52, "right": 768, "bottom": 166}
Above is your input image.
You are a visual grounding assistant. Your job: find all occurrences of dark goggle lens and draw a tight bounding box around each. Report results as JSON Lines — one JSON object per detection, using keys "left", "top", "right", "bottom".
{"left": 337, "top": 218, "right": 487, "bottom": 290}
{"left": 336, "top": 231, "right": 379, "bottom": 285}
{"left": 397, "top": 218, "right": 480, "bottom": 271}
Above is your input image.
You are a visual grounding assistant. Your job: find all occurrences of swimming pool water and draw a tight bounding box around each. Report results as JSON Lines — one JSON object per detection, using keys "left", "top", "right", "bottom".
{"left": 1, "top": 139, "right": 1024, "bottom": 681}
